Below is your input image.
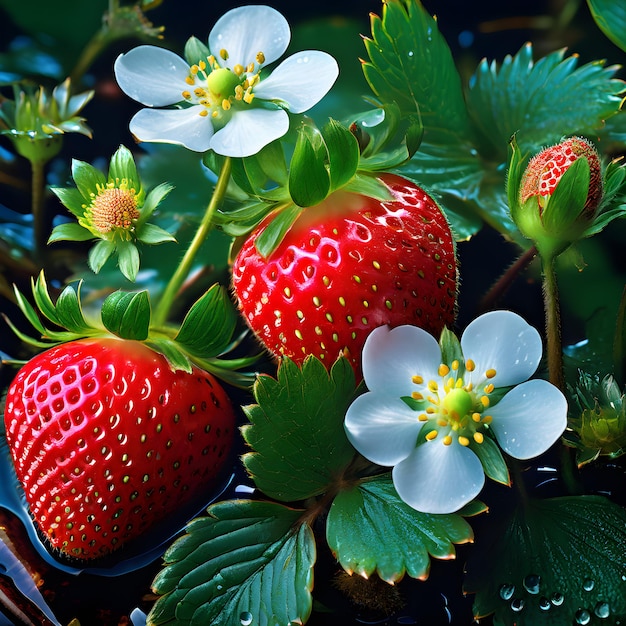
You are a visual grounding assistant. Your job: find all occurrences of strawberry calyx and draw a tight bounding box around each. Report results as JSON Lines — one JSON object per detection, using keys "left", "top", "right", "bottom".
{"left": 5, "top": 271, "right": 258, "bottom": 387}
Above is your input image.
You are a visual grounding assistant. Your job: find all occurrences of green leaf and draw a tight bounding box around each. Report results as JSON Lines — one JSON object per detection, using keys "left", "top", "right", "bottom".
{"left": 48, "top": 222, "right": 93, "bottom": 244}
{"left": 148, "top": 500, "right": 314, "bottom": 626}
{"left": 71, "top": 158, "right": 106, "bottom": 199}
{"left": 101, "top": 290, "right": 151, "bottom": 341}
{"left": 117, "top": 241, "right": 140, "bottom": 282}
{"left": 88, "top": 239, "right": 115, "bottom": 274}
{"left": 465, "top": 496, "right": 626, "bottom": 625}
{"left": 108, "top": 144, "right": 139, "bottom": 187}
{"left": 587, "top": 0, "right": 626, "bottom": 52}
{"left": 288, "top": 124, "right": 330, "bottom": 207}
{"left": 253, "top": 203, "right": 302, "bottom": 259}
{"left": 184, "top": 36, "right": 211, "bottom": 66}
{"left": 54, "top": 283, "right": 92, "bottom": 333}
{"left": 327, "top": 475, "right": 474, "bottom": 583}
{"left": 49, "top": 186, "right": 87, "bottom": 217}
{"left": 466, "top": 44, "right": 625, "bottom": 159}
{"left": 175, "top": 284, "right": 237, "bottom": 359}
{"left": 242, "top": 356, "right": 358, "bottom": 501}
{"left": 146, "top": 338, "right": 193, "bottom": 373}
{"left": 362, "top": 0, "right": 470, "bottom": 141}
{"left": 470, "top": 436, "right": 510, "bottom": 485}
{"left": 321, "top": 119, "right": 359, "bottom": 190}
{"left": 439, "top": 326, "right": 464, "bottom": 371}
{"left": 137, "top": 222, "right": 176, "bottom": 245}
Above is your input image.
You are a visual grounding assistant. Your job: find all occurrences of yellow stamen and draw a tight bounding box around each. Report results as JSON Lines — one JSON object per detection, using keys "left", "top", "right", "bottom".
{"left": 428, "top": 380, "right": 438, "bottom": 392}
{"left": 437, "top": 419, "right": 448, "bottom": 427}
{"left": 451, "top": 360, "right": 459, "bottom": 371}
{"left": 418, "top": 414, "right": 428, "bottom": 422}
{"left": 466, "top": 359, "right": 475, "bottom": 372}
{"left": 443, "top": 435, "right": 453, "bottom": 445}
{"left": 199, "top": 110, "right": 209, "bottom": 117}
{"left": 221, "top": 99, "right": 231, "bottom": 110}
{"left": 484, "top": 383, "right": 495, "bottom": 394}
{"left": 219, "top": 48, "right": 229, "bottom": 60}
{"left": 185, "top": 76, "right": 195, "bottom": 85}
{"left": 247, "top": 62, "right": 255, "bottom": 73}
{"left": 482, "top": 415, "right": 493, "bottom": 424}
{"left": 458, "top": 436, "right": 470, "bottom": 447}
{"left": 455, "top": 378, "right": 464, "bottom": 388}
{"left": 243, "top": 90, "right": 255, "bottom": 104}
{"left": 425, "top": 430, "right": 438, "bottom": 441}
{"left": 472, "top": 412, "right": 481, "bottom": 423}
{"left": 412, "top": 375, "right": 423, "bottom": 384}
{"left": 438, "top": 364, "right": 450, "bottom": 377}
{"left": 485, "top": 368, "right": 497, "bottom": 379}
{"left": 480, "top": 395, "right": 490, "bottom": 408}
{"left": 233, "top": 64, "right": 245, "bottom": 76}
{"left": 256, "top": 51, "right": 265, "bottom": 64}
{"left": 426, "top": 407, "right": 436, "bottom": 414}
{"left": 182, "top": 91, "right": 191, "bottom": 99}
{"left": 473, "top": 432, "right": 484, "bottom": 444}
{"left": 411, "top": 392, "right": 424, "bottom": 401}
{"left": 190, "top": 64, "right": 199, "bottom": 74}
{"left": 198, "top": 60, "right": 207, "bottom": 71}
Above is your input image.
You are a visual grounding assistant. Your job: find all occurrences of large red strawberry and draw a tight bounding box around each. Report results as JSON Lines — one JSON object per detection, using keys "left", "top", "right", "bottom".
{"left": 231, "top": 173, "right": 457, "bottom": 374}
{"left": 4, "top": 337, "right": 236, "bottom": 560}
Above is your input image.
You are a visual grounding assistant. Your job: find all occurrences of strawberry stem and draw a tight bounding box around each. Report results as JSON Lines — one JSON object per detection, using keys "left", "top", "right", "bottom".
{"left": 153, "top": 157, "right": 232, "bottom": 327}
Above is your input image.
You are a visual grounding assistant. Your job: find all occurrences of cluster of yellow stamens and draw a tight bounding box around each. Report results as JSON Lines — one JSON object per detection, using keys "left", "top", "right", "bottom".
{"left": 410, "top": 359, "right": 497, "bottom": 447}
{"left": 85, "top": 180, "right": 139, "bottom": 236}
{"left": 181, "top": 48, "right": 266, "bottom": 118}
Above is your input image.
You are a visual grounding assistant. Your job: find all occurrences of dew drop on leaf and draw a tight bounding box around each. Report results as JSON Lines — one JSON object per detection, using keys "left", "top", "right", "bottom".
{"left": 574, "top": 608, "right": 591, "bottom": 625}
{"left": 240, "top": 612, "right": 253, "bottom": 626}
{"left": 582, "top": 578, "right": 595, "bottom": 591}
{"left": 551, "top": 592, "right": 565, "bottom": 606}
{"left": 594, "top": 602, "right": 611, "bottom": 618}
{"left": 523, "top": 574, "right": 541, "bottom": 595}
{"left": 538, "top": 597, "right": 551, "bottom": 611}
{"left": 510, "top": 598, "right": 525, "bottom": 612}
{"left": 499, "top": 583, "right": 515, "bottom": 600}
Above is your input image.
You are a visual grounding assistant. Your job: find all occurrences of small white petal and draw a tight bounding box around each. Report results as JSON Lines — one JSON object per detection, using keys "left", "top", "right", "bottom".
{"left": 393, "top": 440, "right": 485, "bottom": 514}
{"left": 114, "top": 47, "right": 190, "bottom": 106}
{"left": 253, "top": 51, "right": 339, "bottom": 113}
{"left": 129, "top": 107, "right": 214, "bottom": 152}
{"left": 209, "top": 6, "right": 290, "bottom": 68}
{"left": 209, "top": 108, "right": 288, "bottom": 157}
{"left": 461, "top": 310, "right": 543, "bottom": 387}
{"left": 344, "top": 392, "right": 422, "bottom": 466}
{"left": 489, "top": 379, "right": 568, "bottom": 459}
{"left": 361, "top": 325, "right": 441, "bottom": 397}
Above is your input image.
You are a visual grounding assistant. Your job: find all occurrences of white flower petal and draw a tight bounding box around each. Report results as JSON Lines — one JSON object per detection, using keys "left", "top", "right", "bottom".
{"left": 393, "top": 440, "right": 485, "bottom": 514}
{"left": 209, "top": 108, "right": 288, "bottom": 157}
{"left": 344, "top": 392, "right": 422, "bottom": 466}
{"left": 114, "top": 47, "right": 190, "bottom": 106}
{"left": 209, "top": 6, "right": 290, "bottom": 68}
{"left": 489, "top": 379, "right": 568, "bottom": 460}
{"left": 361, "top": 325, "right": 441, "bottom": 397}
{"left": 461, "top": 310, "right": 543, "bottom": 388}
{"left": 253, "top": 51, "right": 339, "bottom": 113}
{"left": 129, "top": 107, "right": 214, "bottom": 152}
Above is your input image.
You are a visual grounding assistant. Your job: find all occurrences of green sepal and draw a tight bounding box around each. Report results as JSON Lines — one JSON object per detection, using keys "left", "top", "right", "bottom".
{"left": 465, "top": 495, "right": 626, "bottom": 625}
{"left": 321, "top": 118, "right": 360, "bottom": 190}
{"left": 587, "top": 0, "right": 626, "bottom": 53}
{"left": 101, "top": 290, "right": 151, "bottom": 341}
{"left": 506, "top": 136, "right": 525, "bottom": 222}
{"left": 288, "top": 124, "right": 330, "bottom": 207}
{"left": 327, "top": 475, "right": 474, "bottom": 583}
{"left": 137, "top": 182, "right": 174, "bottom": 225}
{"left": 108, "top": 144, "right": 140, "bottom": 188}
{"left": 137, "top": 222, "right": 176, "bottom": 245}
{"left": 116, "top": 240, "right": 140, "bottom": 282}
{"left": 48, "top": 222, "right": 93, "bottom": 244}
{"left": 253, "top": 203, "right": 302, "bottom": 259}
{"left": 49, "top": 186, "right": 86, "bottom": 217}
{"left": 439, "top": 326, "right": 464, "bottom": 373}
{"left": 469, "top": 435, "right": 511, "bottom": 486}
{"left": 88, "top": 239, "right": 115, "bottom": 274}
{"left": 184, "top": 35, "right": 211, "bottom": 65}
{"left": 54, "top": 283, "right": 93, "bottom": 334}
{"left": 241, "top": 355, "right": 358, "bottom": 501}
{"left": 174, "top": 284, "right": 238, "bottom": 359}
{"left": 228, "top": 140, "right": 289, "bottom": 198}
{"left": 145, "top": 338, "right": 193, "bottom": 374}
{"left": 71, "top": 158, "right": 106, "bottom": 199}
{"left": 148, "top": 500, "right": 314, "bottom": 626}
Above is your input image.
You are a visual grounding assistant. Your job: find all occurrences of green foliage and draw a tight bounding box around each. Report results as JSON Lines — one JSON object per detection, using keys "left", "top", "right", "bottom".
{"left": 148, "top": 500, "right": 315, "bottom": 626}
{"left": 465, "top": 496, "right": 626, "bottom": 625}
{"left": 587, "top": 0, "right": 626, "bottom": 52}
{"left": 101, "top": 290, "right": 150, "bottom": 341}
{"left": 327, "top": 476, "right": 474, "bottom": 583}
{"left": 242, "top": 356, "right": 358, "bottom": 501}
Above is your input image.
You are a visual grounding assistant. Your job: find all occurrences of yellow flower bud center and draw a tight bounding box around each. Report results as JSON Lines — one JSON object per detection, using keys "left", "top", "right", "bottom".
{"left": 206, "top": 68, "right": 240, "bottom": 99}
{"left": 90, "top": 186, "right": 139, "bottom": 234}
{"left": 442, "top": 388, "right": 473, "bottom": 421}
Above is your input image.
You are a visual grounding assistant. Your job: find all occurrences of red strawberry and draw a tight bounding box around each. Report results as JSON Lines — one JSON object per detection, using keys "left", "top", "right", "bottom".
{"left": 231, "top": 173, "right": 457, "bottom": 374}
{"left": 3, "top": 337, "right": 236, "bottom": 560}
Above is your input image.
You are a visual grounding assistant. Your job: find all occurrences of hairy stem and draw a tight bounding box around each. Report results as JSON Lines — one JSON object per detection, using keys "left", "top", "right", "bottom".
{"left": 153, "top": 157, "right": 232, "bottom": 326}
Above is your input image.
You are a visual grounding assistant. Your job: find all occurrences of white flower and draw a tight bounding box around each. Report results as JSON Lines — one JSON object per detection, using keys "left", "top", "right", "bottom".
{"left": 344, "top": 311, "right": 568, "bottom": 514}
{"left": 113, "top": 5, "right": 339, "bottom": 158}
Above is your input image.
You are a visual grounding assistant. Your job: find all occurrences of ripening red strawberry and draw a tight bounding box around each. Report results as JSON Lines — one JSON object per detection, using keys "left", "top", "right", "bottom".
{"left": 231, "top": 173, "right": 457, "bottom": 374}
{"left": 4, "top": 337, "right": 236, "bottom": 560}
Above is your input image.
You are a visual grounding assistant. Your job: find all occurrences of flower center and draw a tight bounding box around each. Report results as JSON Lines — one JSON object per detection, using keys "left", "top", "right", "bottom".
{"left": 410, "top": 359, "right": 497, "bottom": 447}
{"left": 87, "top": 182, "right": 139, "bottom": 235}
{"left": 181, "top": 49, "right": 266, "bottom": 120}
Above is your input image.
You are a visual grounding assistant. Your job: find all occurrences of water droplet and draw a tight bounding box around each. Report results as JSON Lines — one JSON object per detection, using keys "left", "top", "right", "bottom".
{"left": 551, "top": 592, "right": 564, "bottom": 606}
{"left": 538, "top": 597, "right": 551, "bottom": 611}
{"left": 407, "top": 50, "right": 414, "bottom": 57}
{"left": 510, "top": 598, "right": 525, "bottom": 612}
{"left": 574, "top": 608, "right": 591, "bottom": 625}
{"left": 499, "top": 583, "right": 515, "bottom": 601}
{"left": 583, "top": 579, "right": 595, "bottom": 592}
{"left": 216, "top": 584, "right": 223, "bottom": 591}
{"left": 240, "top": 612, "right": 253, "bottom": 626}
{"left": 523, "top": 574, "right": 541, "bottom": 595}
{"left": 594, "top": 601, "right": 611, "bottom": 619}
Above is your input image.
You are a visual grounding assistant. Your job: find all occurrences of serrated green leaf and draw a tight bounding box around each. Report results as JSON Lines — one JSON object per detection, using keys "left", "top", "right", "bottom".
{"left": 289, "top": 125, "right": 330, "bottom": 207}
{"left": 253, "top": 203, "right": 302, "bottom": 259}
{"left": 587, "top": 0, "right": 626, "bottom": 52}
{"left": 175, "top": 284, "right": 237, "bottom": 359}
{"left": 327, "top": 475, "right": 474, "bottom": 583}
{"left": 48, "top": 221, "right": 93, "bottom": 244}
{"left": 101, "top": 290, "right": 151, "bottom": 341}
{"left": 241, "top": 356, "right": 357, "bottom": 501}
{"left": 470, "top": 436, "right": 510, "bottom": 485}
{"left": 148, "top": 500, "right": 314, "bottom": 626}
{"left": 466, "top": 44, "right": 625, "bottom": 160}
{"left": 321, "top": 119, "right": 359, "bottom": 190}
{"left": 465, "top": 496, "right": 626, "bottom": 625}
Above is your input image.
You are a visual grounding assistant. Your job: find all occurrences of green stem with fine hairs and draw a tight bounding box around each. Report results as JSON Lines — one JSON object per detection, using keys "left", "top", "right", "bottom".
{"left": 153, "top": 157, "right": 232, "bottom": 327}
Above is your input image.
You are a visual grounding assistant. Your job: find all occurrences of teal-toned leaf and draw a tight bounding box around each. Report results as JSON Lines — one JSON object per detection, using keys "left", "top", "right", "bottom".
{"left": 466, "top": 44, "right": 625, "bottom": 160}
{"left": 137, "top": 222, "right": 176, "bottom": 245}
{"left": 470, "top": 436, "right": 510, "bottom": 486}
{"left": 175, "top": 284, "right": 237, "bottom": 359}
{"left": 54, "top": 283, "right": 92, "bottom": 333}
{"left": 184, "top": 36, "right": 211, "bottom": 66}
{"left": 587, "top": 0, "right": 626, "bottom": 52}
{"left": 327, "top": 475, "right": 474, "bottom": 583}
{"left": 465, "top": 496, "right": 626, "bottom": 625}
{"left": 148, "top": 500, "right": 314, "bottom": 626}
{"left": 583, "top": 205, "right": 626, "bottom": 239}
{"left": 101, "top": 290, "right": 151, "bottom": 341}
{"left": 241, "top": 356, "right": 358, "bottom": 501}
{"left": 253, "top": 203, "right": 302, "bottom": 259}
{"left": 321, "top": 119, "right": 359, "bottom": 190}
{"left": 48, "top": 222, "right": 93, "bottom": 244}
{"left": 362, "top": 0, "right": 470, "bottom": 142}
{"left": 288, "top": 125, "right": 330, "bottom": 207}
